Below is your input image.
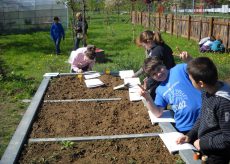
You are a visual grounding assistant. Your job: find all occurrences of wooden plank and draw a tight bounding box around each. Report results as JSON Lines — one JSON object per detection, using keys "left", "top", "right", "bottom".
{"left": 29, "top": 133, "right": 161, "bottom": 143}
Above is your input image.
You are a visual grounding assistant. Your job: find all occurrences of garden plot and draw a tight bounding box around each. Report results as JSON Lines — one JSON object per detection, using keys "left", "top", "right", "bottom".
{"left": 30, "top": 101, "right": 160, "bottom": 138}
{"left": 19, "top": 137, "right": 181, "bottom": 163}
{"left": 3, "top": 73, "right": 185, "bottom": 163}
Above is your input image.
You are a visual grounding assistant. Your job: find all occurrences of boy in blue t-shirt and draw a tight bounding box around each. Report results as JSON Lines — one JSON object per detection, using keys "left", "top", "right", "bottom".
{"left": 177, "top": 54, "right": 230, "bottom": 164}
{"left": 139, "top": 57, "right": 201, "bottom": 133}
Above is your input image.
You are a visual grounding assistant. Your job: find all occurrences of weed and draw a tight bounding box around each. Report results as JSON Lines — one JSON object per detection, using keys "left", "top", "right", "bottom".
{"left": 128, "top": 158, "right": 137, "bottom": 164}
{"left": 60, "top": 140, "right": 75, "bottom": 150}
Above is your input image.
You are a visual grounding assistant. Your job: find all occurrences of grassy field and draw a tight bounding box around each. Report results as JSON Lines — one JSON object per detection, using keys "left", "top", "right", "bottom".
{"left": 0, "top": 13, "right": 230, "bottom": 158}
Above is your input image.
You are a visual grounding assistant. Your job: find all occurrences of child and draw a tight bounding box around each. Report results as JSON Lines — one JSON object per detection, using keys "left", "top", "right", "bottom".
{"left": 176, "top": 53, "right": 230, "bottom": 164}
{"left": 199, "top": 36, "right": 215, "bottom": 53}
{"left": 139, "top": 57, "right": 201, "bottom": 133}
{"left": 50, "top": 16, "right": 65, "bottom": 55}
{"left": 211, "top": 39, "right": 225, "bottom": 53}
{"left": 68, "top": 45, "right": 96, "bottom": 73}
{"left": 134, "top": 30, "right": 175, "bottom": 99}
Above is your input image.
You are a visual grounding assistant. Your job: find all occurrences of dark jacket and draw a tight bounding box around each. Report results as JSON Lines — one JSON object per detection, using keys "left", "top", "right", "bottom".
{"left": 75, "top": 18, "right": 88, "bottom": 34}
{"left": 187, "top": 82, "right": 230, "bottom": 157}
{"left": 148, "top": 42, "right": 175, "bottom": 69}
{"left": 134, "top": 42, "right": 175, "bottom": 76}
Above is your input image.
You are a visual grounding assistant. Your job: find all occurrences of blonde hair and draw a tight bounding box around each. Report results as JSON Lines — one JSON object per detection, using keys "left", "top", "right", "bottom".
{"left": 76, "top": 12, "right": 82, "bottom": 19}
{"left": 136, "top": 30, "right": 164, "bottom": 46}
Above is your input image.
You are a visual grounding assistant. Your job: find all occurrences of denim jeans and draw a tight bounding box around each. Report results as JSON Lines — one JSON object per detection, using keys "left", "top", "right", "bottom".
{"left": 74, "top": 37, "right": 87, "bottom": 50}
{"left": 54, "top": 37, "right": 61, "bottom": 54}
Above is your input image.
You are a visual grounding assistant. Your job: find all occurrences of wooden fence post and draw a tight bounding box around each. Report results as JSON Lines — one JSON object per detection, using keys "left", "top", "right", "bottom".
{"left": 226, "top": 22, "right": 229, "bottom": 52}
{"left": 164, "top": 14, "right": 167, "bottom": 33}
{"left": 209, "top": 17, "right": 214, "bottom": 37}
{"left": 199, "top": 17, "right": 202, "bottom": 41}
{"left": 141, "top": 12, "right": 143, "bottom": 26}
{"left": 171, "top": 14, "right": 174, "bottom": 35}
{"left": 158, "top": 12, "right": 161, "bottom": 31}
{"left": 188, "top": 15, "right": 191, "bottom": 40}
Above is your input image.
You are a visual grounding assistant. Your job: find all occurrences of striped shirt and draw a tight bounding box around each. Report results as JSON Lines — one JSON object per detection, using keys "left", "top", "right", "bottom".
{"left": 187, "top": 82, "right": 230, "bottom": 156}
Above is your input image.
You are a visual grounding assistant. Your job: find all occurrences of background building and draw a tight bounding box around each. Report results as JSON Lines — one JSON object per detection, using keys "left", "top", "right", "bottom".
{"left": 0, "top": 0, "right": 68, "bottom": 34}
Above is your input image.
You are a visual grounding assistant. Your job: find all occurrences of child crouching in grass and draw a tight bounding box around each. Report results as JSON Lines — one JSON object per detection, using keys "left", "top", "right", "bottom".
{"left": 177, "top": 52, "right": 230, "bottom": 164}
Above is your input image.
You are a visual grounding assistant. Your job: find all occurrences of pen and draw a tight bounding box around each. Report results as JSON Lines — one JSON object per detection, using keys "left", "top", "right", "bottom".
{"left": 137, "top": 84, "right": 145, "bottom": 91}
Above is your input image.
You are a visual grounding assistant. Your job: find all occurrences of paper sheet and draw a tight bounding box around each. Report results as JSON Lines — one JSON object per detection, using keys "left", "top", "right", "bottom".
{"left": 148, "top": 110, "right": 175, "bottom": 123}
{"left": 129, "top": 92, "right": 143, "bottom": 101}
{"left": 43, "top": 72, "right": 59, "bottom": 77}
{"left": 119, "top": 70, "right": 134, "bottom": 79}
{"left": 124, "top": 77, "right": 141, "bottom": 86}
{"left": 84, "top": 79, "right": 104, "bottom": 88}
{"left": 84, "top": 73, "right": 101, "bottom": 79}
{"left": 159, "top": 132, "right": 197, "bottom": 154}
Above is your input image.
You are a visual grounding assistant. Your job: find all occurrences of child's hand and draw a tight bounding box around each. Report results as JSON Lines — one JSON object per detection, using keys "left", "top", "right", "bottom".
{"left": 176, "top": 135, "right": 190, "bottom": 144}
{"left": 179, "top": 51, "right": 193, "bottom": 63}
{"left": 138, "top": 84, "right": 151, "bottom": 100}
{"left": 194, "top": 139, "right": 200, "bottom": 150}
{"left": 77, "top": 69, "right": 83, "bottom": 73}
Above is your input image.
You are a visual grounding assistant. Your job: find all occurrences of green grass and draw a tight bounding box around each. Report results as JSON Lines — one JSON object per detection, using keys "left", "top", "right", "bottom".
{"left": 0, "top": 12, "right": 230, "bottom": 158}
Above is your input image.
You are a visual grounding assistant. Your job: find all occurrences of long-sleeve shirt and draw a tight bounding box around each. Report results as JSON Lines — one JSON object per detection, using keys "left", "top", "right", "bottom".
{"left": 134, "top": 42, "right": 175, "bottom": 77}
{"left": 68, "top": 47, "right": 95, "bottom": 72}
{"left": 50, "top": 22, "right": 65, "bottom": 41}
{"left": 187, "top": 82, "right": 230, "bottom": 156}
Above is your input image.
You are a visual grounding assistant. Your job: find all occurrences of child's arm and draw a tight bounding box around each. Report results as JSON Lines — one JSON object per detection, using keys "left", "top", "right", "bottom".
{"left": 138, "top": 84, "right": 164, "bottom": 117}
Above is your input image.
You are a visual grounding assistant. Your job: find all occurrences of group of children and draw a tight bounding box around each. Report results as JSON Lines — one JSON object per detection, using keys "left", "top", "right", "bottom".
{"left": 136, "top": 31, "right": 230, "bottom": 164}
{"left": 52, "top": 20, "right": 230, "bottom": 163}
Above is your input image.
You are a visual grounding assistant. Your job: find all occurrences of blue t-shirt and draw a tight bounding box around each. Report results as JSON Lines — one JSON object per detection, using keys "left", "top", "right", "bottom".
{"left": 154, "top": 64, "right": 201, "bottom": 132}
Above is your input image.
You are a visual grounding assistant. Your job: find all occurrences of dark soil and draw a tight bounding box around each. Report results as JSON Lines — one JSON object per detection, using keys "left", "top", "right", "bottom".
{"left": 18, "top": 74, "right": 182, "bottom": 163}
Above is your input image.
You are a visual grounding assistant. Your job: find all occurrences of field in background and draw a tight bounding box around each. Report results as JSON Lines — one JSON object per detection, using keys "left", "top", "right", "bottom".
{"left": 0, "top": 13, "right": 230, "bottom": 158}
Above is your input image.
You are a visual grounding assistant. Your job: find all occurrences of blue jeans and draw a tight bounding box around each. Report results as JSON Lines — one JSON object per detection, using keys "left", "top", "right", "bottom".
{"left": 74, "top": 37, "right": 87, "bottom": 50}
{"left": 54, "top": 37, "right": 61, "bottom": 54}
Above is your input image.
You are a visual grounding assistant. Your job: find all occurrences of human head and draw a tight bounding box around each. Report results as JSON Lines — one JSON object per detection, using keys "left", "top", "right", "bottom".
{"left": 53, "top": 16, "right": 59, "bottom": 23}
{"left": 136, "top": 30, "right": 164, "bottom": 48}
{"left": 76, "top": 12, "right": 82, "bottom": 20}
{"left": 187, "top": 57, "right": 218, "bottom": 88}
{"left": 85, "top": 45, "right": 96, "bottom": 60}
{"left": 142, "top": 57, "right": 168, "bottom": 82}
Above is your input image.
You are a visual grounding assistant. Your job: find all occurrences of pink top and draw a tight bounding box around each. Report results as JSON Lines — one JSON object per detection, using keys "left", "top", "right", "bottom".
{"left": 68, "top": 47, "right": 95, "bottom": 72}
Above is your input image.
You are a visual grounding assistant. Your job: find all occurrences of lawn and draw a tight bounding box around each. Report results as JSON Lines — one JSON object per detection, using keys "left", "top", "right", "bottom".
{"left": 0, "top": 13, "right": 230, "bottom": 158}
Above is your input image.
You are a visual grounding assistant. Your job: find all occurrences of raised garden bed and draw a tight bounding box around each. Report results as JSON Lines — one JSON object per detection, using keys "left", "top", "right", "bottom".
{"left": 1, "top": 73, "right": 200, "bottom": 163}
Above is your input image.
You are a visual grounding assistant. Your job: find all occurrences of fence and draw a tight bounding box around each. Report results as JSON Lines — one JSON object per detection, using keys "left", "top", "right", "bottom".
{"left": 131, "top": 11, "right": 230, "bottom": 50}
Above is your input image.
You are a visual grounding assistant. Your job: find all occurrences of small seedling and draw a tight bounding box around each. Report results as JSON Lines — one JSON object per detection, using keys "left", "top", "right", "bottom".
{"left": 128, "top": 158, "right": 137, "bottom": 164}
{"left": 60, "top": 140, "right": 75, "bottom": 150}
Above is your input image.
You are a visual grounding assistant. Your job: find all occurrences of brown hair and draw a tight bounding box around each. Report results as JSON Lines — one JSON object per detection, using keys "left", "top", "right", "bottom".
{"left": 142, "top": 57, "right": 164, "bottom": 76}
{"left": 136, "top": 30, "right": 164, "bottom": 46}
{"left": 187, "top": 57, "right": 218, "bottom": 86}
{"left": 85, "top": 45, "right": 96, "bottom": 60}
